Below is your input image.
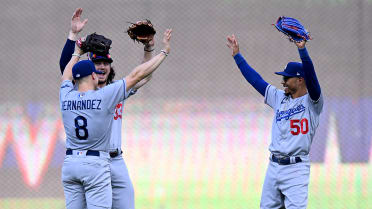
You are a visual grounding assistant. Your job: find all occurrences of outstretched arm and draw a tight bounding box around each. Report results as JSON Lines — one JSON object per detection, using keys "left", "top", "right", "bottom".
{"left": 294, "top": 41, "right": 321, "bottom": 101}
{"left": 227, "top": 35, "right": 268, "bottom": 96}
{"left": 59, "top": 8, "right": 88, "bottom": 74}
{"left": 130, "top": 39, "right": 155, "bottom": 91}
{"left": 61, "top": 44, "right": 84, "bottom": 82}
{"left": 124, "top": 29, "right": 172, "bottom": 92}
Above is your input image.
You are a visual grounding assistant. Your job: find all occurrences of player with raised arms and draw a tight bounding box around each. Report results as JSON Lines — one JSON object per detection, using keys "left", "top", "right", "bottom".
{"left": 60, "top": 28, "right": 172, "bottom": 209}
{"left": 226, "top": 18, "right": 323, "bottom": 209}
{"left": 59, "top": 8, "right": 158, "bottom": 209}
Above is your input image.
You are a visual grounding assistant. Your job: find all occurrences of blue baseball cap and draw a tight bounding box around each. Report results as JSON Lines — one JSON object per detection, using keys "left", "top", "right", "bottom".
{"left": 275, "top": 62, "right": 304, "bottom": 77}
{"left": 72, "top": 60, "right": 104, "bottom": 79}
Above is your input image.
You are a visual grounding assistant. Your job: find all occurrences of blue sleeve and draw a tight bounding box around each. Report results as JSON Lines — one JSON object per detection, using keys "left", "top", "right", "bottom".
{"left": 298, "top": 47, "right": 321, "bottom": 101}
{"left": 233, "top": 53, "right": 269, "bottom": 96}
{"left": 59, "top": 39, "right": 76, "bottom": 75}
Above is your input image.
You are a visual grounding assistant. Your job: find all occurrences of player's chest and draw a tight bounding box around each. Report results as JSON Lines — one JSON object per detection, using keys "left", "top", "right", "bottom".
{"left": 275, "top": 98, "right": 310, "bottom": 136}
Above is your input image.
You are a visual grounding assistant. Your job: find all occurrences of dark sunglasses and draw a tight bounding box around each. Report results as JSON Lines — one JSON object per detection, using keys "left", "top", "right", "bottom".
{"left": 283, "top": 76, "right": 301, "bottom": 82}
{"left": 283, "top": 76, "right": 292, "bottom": 82}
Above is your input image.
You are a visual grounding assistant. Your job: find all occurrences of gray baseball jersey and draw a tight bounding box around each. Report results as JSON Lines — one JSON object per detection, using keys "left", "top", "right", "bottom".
{"left": 60, "top": 79, "right": 129, "bottom": 152}
{"left": 62, "top": 80, "right": 135, "bottom": 209}
{"left": 264, "top": 84, "right": 323, "bottom": 156}
{"left": 110, "top": 100, "right": 124, "bottom": 151}
{"left": 108, "top": 83, "right": 135, "bottom": 209}
{"left": 60, "top": 78, "right": 129, "bottom": 209}
{"left": 260, "top": 84, "right": 323, "bottom": 209}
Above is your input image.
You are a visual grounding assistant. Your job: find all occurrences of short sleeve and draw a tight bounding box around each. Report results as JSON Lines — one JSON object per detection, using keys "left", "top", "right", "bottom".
{"left": 100, "top": 79, "right": 130, "bottom": 112}
{"left": 127, "top": 88, "right": 137, "bottom": 98}
{"left": 59, "top": 80, "right": 74, "bottom": 101}
{"left": 264, "top": 84, "right": 284, "bottom": 109}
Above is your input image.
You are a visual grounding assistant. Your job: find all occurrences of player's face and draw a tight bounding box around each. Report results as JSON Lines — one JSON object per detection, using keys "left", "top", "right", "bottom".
{"left": 94, "top": 61, "right": 111, "bottom": 85}
{"left": 282, "top": 76, "right": 300, "bottom": 96}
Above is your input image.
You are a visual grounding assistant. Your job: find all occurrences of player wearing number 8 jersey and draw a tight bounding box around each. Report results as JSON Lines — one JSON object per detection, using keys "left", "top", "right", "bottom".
{"left": 60, "top": 29, "right": 172, "bottom": 209}
{"left": 227, "top": 34, "right": 323, "bottom": 209}
{"left": 59, "top": 8, "right": 158, "bottom": 209}
{"left": 60, "top": 58, "right": 125, "bottom": 209}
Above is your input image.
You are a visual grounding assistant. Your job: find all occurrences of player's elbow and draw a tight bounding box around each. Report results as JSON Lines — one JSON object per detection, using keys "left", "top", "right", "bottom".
{"left": 126, "top": 71, "right": 144, "bottom": 89}
{"left": 134, "top": 70, "right": 147, "bottom": 82}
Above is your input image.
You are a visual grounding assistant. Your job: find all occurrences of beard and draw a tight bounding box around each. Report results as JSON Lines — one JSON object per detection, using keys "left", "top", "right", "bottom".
{"left": 98, "top": 77, "right": 107, "bottom": 85}
{"left": 98, "top": 80, "right": 107, "bottom": 85}
{"left": 285, "top": 86, "right": 297, "bottom": 97}
{"left": 284, "top": 87, "right": 290, "bottom": 96}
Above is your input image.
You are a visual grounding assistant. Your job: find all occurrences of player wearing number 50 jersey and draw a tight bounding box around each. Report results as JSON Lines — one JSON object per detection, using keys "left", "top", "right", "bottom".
{"left": 227, "top": 35, "right": 322, "bottom": 209}
{"left": 60, "top": 29, "right": 172, "bottom": 209}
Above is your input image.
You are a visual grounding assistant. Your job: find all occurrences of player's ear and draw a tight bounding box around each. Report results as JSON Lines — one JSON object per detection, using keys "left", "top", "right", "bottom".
{"left": 91, "top": 73, "right": 95, "bottom": 80}
{"left": 298, "top": 77, "right": 305, "bottom": 84}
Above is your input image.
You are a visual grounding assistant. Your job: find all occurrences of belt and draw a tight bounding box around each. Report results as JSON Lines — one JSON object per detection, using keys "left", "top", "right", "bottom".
{"left": 66, "top": 149, "right": 100, "bottom": 156}
{"left": 109, "top": 150, "right": 123, "bottom": 158}
{"left": 271, "top": 155, "right": 302, "bottom": 165}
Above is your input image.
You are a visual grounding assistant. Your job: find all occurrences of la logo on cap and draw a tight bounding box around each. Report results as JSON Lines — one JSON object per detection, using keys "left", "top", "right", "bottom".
{"left": 296, "top": 72, "right": 300, "bottom": 76}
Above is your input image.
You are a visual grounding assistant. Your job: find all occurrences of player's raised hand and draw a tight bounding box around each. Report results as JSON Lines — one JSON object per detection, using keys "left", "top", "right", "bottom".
{"left": 293, "top": 39, "right": 306, "bottom": 49}
{"left": 227, "top": 34, "right": 239, "bottom": 56}
{"left": 162, "top": 29, "right": 172, "bottom": 54}
{"left": 71, "top": 8, "right": 88, "bottom": 34}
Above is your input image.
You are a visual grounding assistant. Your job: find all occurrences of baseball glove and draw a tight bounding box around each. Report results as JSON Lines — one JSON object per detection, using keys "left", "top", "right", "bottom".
{"left": 274, "top": 16, "right": 311, "bottom": 42}
{"left": 77, "top": 32, "right": 112, "bottom": 55}
{"left": 126, "top": 19, "right": 156, "bottom": 44}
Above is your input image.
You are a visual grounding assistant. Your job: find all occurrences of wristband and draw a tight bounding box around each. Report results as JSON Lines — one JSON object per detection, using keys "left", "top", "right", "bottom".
{"left": 160, "top": 50, "right": 168, "bottom": 56}
{"left": 144, "top": 48, "right": 154, "bottom": 52}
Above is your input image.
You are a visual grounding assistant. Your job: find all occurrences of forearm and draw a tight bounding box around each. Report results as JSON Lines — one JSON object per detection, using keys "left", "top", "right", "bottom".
{"left": 125, "top": 51, "right": 167, "bottom": 90}
{"left": 59, "top": 39, "right": 76, "bottom": 74}
{"left": 234, "top": 53, "right": 268, "bottom": 96}
{"left": 68, "top": 30, "right": 79, "bottom": 41}
{"left": 299, "top": 47, "right": 321, "bottom": 100}
{"left": 143, "top": 46, "right": 154, "bottom": 63}
{"left": 133, "top": 74, "right": 152, "bottom": 90}
{"left": 62, "top": 55, "right": 80, "bottom": 81}
{"left": 132, "top": 52, "right": 166, "bottom": 79}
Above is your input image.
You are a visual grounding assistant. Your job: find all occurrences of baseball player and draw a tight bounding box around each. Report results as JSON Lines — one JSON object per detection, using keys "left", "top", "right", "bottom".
{"left": 59, "top": 8, "right": 156, "bottom": 209}
{"left": 60, "top": 27, "right": 172, "bottom": 209}
{"left": 226, "top": 34, "right": 323, "bottom": 209}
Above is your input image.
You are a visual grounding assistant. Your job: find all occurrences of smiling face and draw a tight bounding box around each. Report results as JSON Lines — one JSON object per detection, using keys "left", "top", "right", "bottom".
{"left": 93, "top": 61, "right": 111, "bottom": 86}
{"left": 282, "top": 76, "right": 301, "bottom": 96}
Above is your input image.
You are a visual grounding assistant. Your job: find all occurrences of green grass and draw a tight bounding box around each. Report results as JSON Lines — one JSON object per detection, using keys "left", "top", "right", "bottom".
{"left": 0, "top": 198, "right": 65, "bottom": 209}
{"left": 1, "top": 193, "right": 370, "bottom": 209}
{"left": 1, "top": 164, "right": 371, "bottom": 209}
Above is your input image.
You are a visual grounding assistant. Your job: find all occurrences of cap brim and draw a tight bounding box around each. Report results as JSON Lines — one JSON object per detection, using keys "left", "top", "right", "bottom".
{"left": 92, "top": 58, "right": 113, "bottom": 63}
{"left": 275, "top": 71, "right": 293, "bottom": 77}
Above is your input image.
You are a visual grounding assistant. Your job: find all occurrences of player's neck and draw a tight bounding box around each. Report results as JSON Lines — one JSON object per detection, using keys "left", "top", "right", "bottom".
{"left": 98, "top": 83, "right": 106, "bottom": 88}
{"left": 77, "top": 82, "right": 96, "bottom": 92}
{"left": 291, "top": 87, "right": 307, "bottom": 99}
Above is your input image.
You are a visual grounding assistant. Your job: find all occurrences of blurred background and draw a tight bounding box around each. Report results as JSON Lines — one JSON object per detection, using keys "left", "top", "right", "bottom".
{"left": 1, "top": 0, "right": 372, "bottom": 208}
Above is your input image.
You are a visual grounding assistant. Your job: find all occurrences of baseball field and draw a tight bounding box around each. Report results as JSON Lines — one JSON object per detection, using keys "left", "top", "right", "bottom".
{"left": 1, "top": 109, "right": 371, "bottom": 209}
{"left": 1, "top": 164, "right": 371, "bottom": 209}
{"left": 1, "top": 1, "right": 372, "bottom": 208}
